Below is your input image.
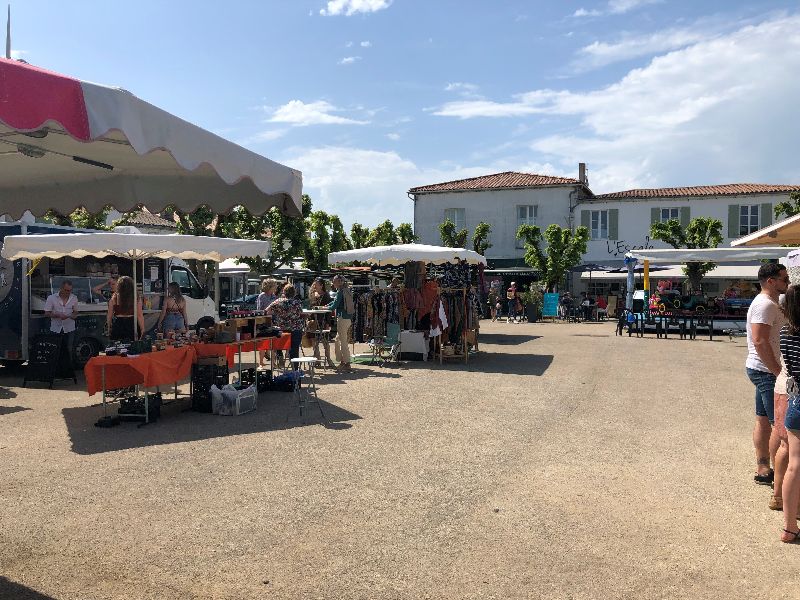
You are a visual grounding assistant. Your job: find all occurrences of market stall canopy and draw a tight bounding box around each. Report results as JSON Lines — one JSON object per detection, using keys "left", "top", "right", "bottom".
{"left": 218, "top": 258, "right": 252, "bottom": 274}
{"left": 1, "top": 232, "right": 271, "bottom": 262}
{"left": 730, "top": 213, "right": 800, "bottom": 247}
{"left": 626, "top": 247, "right": 790, "bottom": 263}
{"left": 328, "top": 244, "right": 486, "bottom": 266}
{"left": 582, "top": 264, "right": 760, "bottom": 280}
{"left": 0, "top": 58, "right": 302, "bottom": 218}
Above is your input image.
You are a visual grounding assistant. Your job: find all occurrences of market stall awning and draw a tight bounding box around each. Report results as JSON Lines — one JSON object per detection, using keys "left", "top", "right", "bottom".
{"left": 218, "top": 258, "right": 252, "bottom": 274}
{"left": 1, "top": 232, "right": 271, "bottom": 262}
{"left": 730, "top": 213, "right": 800, "bottom": 247}
{"left": 0, "top": 58, "right": 302, "bottom": 218}
{"left": 581, "top": 264, "right": 761, "bottom": 280}
{"left": 328, "top": 244, "right": 486, "bottom": 266}
{"left": 626, "top": 247, "right": 790, "bottom": 263}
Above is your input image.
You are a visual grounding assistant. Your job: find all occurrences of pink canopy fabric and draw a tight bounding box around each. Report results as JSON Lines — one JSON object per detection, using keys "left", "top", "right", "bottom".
{"left": 0, "top": 58, "right": 303, "bottom": 218}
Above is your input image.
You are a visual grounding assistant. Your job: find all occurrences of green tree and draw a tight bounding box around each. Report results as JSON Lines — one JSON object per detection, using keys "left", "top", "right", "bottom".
{"left": 516, "top": 223, "right": 589, "bottom": 291}
{"left": 329, "top": 215, "right": 353, "bottom": 253}
{"left": 649, "top": 217, "right": 723, "bottom": 293}
{"left": 472, "top": 222, "right": 492, "bottom": 255}
{"left": 367, "top": 220, "right": 398, "bottom": 246}
{"left": 775, "top": 190, "right": 800, "bottom": 219}
{"left": 43, "top": 206, "right": 118, "bottom": 230}
{"left": 304, "top": 210, "right": 332, "bottom": 271}
{"left": 439, "top": 219, "right": 468, "bottom": 248}
{"left": 350, "top": 223, "right": 371, "bottom": 248}
{"left": 396, "top": 223, "right": 418, "bottom": 244}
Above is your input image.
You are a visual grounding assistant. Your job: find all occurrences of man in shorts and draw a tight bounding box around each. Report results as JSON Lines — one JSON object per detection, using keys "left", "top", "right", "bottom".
{"left": 746, "top": 262, "right": 788, "bottom": 485}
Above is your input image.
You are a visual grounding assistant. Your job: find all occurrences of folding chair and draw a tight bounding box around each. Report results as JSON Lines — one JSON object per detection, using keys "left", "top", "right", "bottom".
{"left": 368, "top": 322, "right": 402, "bottom": 366}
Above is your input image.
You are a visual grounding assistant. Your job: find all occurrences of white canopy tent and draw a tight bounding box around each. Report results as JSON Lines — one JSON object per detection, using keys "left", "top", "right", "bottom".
{"left": 731, "top": 213, "right": 800, "bottom": 247}
{"left": 0, "top": 58, "right": 302, "bottom": 218}
{"left": 328, "top": 244, "right": 487, "bottom": 266}
{"left": 216, "top": 258, "right": 252, "bottom": 275}
{"left": 1, "top": 232, "right": 271, "bottom": 338}
{"left": 626, "top": 247, "right": 791, "bottom": 263}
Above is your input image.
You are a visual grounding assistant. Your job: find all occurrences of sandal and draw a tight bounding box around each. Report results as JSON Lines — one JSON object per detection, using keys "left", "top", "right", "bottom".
{"left": 782, "top": 528, "right": 800, "bottom": 543}
{"left": 770, "top": 495, "right": 784, "bottom": 511}
{"left": 755, "top": 469, "right": 775, "bottom": 485}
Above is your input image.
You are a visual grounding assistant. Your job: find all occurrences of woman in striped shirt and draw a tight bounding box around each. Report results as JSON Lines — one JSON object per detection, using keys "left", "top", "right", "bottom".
{"left": 779, "top": 284, "right": 800, "bottom": 542}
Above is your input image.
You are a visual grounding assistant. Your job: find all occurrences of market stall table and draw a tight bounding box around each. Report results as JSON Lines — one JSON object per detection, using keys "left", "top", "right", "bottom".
{"left": 195, "top": 333, "right": 292, "bottom": 375}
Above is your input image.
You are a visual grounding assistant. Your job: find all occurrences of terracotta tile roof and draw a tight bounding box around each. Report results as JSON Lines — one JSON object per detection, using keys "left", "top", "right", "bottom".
{"left": 129, "top": 209, "right": 177, "bottom": 228}
{"left": 409, "top": 171, "right": 583, "bottom": 194}
{"left": 595, "top": 183, "right": 800, "bottom": 200}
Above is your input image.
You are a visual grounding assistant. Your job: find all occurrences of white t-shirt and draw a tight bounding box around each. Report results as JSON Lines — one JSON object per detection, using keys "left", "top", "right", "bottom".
{"left": 44, "top": 292, "right": 79, "bottom": 333}
{"left": 746, "top": 293, "right": 784, "bottom": 373}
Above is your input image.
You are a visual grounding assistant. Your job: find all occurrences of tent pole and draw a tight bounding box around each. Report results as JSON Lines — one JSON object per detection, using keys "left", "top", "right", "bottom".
{"left": 133, "top": 257, "right": 138, "bottom": 339}
{"left": 214, "top": 262, "right": 220, "bottom": 316}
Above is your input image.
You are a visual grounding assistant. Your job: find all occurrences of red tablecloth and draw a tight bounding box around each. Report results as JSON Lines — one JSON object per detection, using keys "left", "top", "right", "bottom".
{"left": 194, "top": 333, "right": 292, "bottom": 368}
{"left": 84, "top": 345, "right": 196, "bottom": 396}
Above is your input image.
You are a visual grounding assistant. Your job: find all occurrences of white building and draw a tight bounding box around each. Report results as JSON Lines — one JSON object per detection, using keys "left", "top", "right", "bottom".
{"left": 409, "top": 166, "right": 800, "bottom": 292}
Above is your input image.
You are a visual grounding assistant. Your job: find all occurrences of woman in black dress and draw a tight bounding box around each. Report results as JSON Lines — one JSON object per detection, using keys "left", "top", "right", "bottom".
{"left": 106, "top": 275, "right": 145, "bottom": 342}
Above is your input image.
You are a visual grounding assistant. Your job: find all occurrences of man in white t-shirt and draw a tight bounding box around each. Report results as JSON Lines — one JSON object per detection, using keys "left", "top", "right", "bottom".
{"left": 44, "top": 280, "right": 79, "bottom": 365}
{"left": 746, "top": 263, "right": 788, "bottom": 485}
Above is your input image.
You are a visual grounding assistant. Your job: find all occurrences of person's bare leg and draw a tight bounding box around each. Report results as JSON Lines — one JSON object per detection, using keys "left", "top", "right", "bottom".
{"left": 782, "top": 429, "right": 800, "bottom": 541}
{"left": 754, "top": 415, "right": 772, "bottom": 477}
{"left": 774, "top": 439, "right": 789, "bottom": 509}
{"left": 770, "top": 426, "right": 781, "bottom": 469}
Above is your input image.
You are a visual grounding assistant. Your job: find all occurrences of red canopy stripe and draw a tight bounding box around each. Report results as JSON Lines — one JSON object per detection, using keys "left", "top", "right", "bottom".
{"left": 0, "top": 57, "right": 90, "bottom": 140}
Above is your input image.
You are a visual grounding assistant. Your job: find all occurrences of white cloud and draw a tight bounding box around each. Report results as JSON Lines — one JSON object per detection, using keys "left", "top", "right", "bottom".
{"left": 345, "top": 41, "right": 354, "bottom": 47}
{"left": 444, "top": 82, "right": 481, "bottom": 99}
{"left": 435, "top": 15, "right": 800, "bottom": 193}
{"left": 280, "top": 146, "right": 522, "bottom": 228}
{"left": 10, "top": 49, "right": 27, "bottom": 59}
{"left": 320, "top": 0, "right": 392, "bottom": 17}
{"left": 268, "top": 100, "right": 368, "bottom": 126}
{"left": 574, "top": 0, "right": 658, "bottom": 18}
{"left": 338, "top": 56, "right": 362, "bottom": 65}
{"left": 360, "top": 40, "right": 372, "bottom": 47}
{"left": 387, "top": 133, "right": 400, "bottom": 140}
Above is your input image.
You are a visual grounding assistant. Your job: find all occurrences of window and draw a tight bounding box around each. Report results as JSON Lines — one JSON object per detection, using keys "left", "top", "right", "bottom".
{"left": 171, "top": 267, "right": 204, "bottom": 299}
{"left": 660, "top": 207, "right": 680, "bottom": 223}
{"left": 590, "top": 210, "right": 608, "bottom": 240}
{"left": 740, "top": 205, "right": 759, "bottom": 235}
{"left": 444, "top": 208, "right": 465, "bottom": 231}
{"left": 516, "top": 205, "right": 537, "bottom": 248}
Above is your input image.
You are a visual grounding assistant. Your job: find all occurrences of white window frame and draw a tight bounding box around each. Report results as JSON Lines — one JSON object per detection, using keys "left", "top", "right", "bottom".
{"left": 444, "top": 208, "right": 466, "bottom": 231}
{"left": 590, "top": 210, "right": 608, "bottom": 240}
{"left": 516, "top": 205, "right": 537, "bottom": 248}
{"left": 660, "top": 207, "right": 680, "bottom": 223}
{"left": 740, "top": 204, "right": 759, "bottom": 236}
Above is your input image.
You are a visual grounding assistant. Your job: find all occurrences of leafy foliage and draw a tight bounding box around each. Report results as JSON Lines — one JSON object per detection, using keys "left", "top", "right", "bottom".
{"left": 649, "top": 217, "right": 723, "bottom": 292}
{"left": 472, "top": 222, "right": 492, "bottom": 255}
{"left": 396, "top": 222, "right": 418, "bottom": 244}
{"left": 350, "top": 224, "right": 371, "bottom": 249}
{"left": 367, "top": 220, "right": 399, "bottom": 246}
{"left": 775, "top": 190, "right": 800, "bottom": 219}
{"left": 439, "top": 219, "right": 468, "bottom": 248}
{"left": 516, "top": 224, "right": 589, "bottom": 291}
{"left": 43, "top": 206, "right": 122, "bottom": 230}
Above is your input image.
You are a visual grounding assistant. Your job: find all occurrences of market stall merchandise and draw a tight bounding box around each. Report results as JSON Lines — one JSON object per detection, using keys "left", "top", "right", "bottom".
{"left": 328, "top": 244, "right": 486, "bottom": 364}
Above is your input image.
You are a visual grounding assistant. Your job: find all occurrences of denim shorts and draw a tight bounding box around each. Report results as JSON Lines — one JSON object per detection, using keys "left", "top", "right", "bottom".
{"left": 786, "top": 395, "right": 800, "bottom": 432}
{"left": 162, "top": 313, "right": 185, "bottom": 333}
{"left": 746, "top": 367, "right": 776, "bottom": 424}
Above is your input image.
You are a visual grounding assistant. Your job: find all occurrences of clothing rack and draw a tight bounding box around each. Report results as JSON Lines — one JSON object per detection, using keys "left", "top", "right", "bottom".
{"left": 434, "top": 287, "right": 470, "bottom": 364}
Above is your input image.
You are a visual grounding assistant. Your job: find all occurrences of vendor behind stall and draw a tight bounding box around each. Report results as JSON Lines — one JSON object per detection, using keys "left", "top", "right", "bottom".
{"left": 44, "top": 280, "right": 78, "bottom": 360}
{"left": 107, "top": 276, "right": 145, "bottom": 341}
{"left": 157, "top": 282, "right": 188, "bottom": 334}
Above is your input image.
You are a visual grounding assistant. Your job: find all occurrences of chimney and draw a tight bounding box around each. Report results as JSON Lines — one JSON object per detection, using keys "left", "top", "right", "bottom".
{"left": 578, "top": 162, "right": 588, "bottom": 186}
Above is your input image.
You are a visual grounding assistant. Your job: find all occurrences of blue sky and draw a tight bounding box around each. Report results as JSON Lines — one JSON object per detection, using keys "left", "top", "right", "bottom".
{"left": 9, "top": 0, "right": 800, "bottom": 229}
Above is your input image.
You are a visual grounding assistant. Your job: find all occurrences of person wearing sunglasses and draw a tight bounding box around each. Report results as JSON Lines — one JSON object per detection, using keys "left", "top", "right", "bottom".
{"left": 746, "top": 263, "right": 789, "bottom": 486}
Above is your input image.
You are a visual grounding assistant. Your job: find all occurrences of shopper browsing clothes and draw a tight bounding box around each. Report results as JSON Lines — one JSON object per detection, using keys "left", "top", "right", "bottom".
{"left": 779, "top": 284, "right": 800, "bottom": 542}
{"left": 745, "top": 263, "right": 788, "bottom": 487}
{"left": 44, "top": 279, "right": 78, "bottom": 363}
{"left": 327, "top": 275, "right": 354, "bottom": 373}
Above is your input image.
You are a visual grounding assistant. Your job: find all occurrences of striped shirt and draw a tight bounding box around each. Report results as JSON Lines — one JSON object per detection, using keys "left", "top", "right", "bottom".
{"left": 779, "top": 326, "right": 800, "bottom": 384}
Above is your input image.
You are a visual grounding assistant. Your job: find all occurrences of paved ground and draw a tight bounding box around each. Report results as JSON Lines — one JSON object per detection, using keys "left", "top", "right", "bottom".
{"left": 1, "top": 319, "right": 799, "bottom": 599}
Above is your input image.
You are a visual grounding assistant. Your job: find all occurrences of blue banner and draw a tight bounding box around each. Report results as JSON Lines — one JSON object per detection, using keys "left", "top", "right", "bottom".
{"left": 543, "top": 293, "right": 560, "bottom": 317}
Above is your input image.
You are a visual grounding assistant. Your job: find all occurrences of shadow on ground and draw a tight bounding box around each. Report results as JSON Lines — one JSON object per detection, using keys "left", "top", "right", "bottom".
{"left": 478, "top": 333, "right": 541, "bottom": 346}
{"left": 0, "top": 385, "right": 18, "bottom": 400}
{"left": 0, "top": 405, "right": 29, "bottom": 416}
{"left": 415, "top": 352, "right": 554, "bottom": 376}
{"left": 62, "top": 390, "right": 361, "bottom": 456}
{"left": 0, "top": 577, "right": 58, "bottom": 600}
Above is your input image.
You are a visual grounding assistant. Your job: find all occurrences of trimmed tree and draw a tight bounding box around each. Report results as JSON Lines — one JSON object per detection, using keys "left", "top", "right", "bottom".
{"left": 649, "top": 217, "right": 723, "bottom": 293}
{"left": 350, "top": 223, "right": 371, "bottom": 249}
{"left": 473, "top": 222, "right": 492, "bottom": 255}
{"left": 516, "top": 223, "right": 589, "bottom": 291}
{"left": 439, "top": 219, "right": 468, "bottom": 248}
{"left": 396, "top": 222, "right": 418, "bottom": 244}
